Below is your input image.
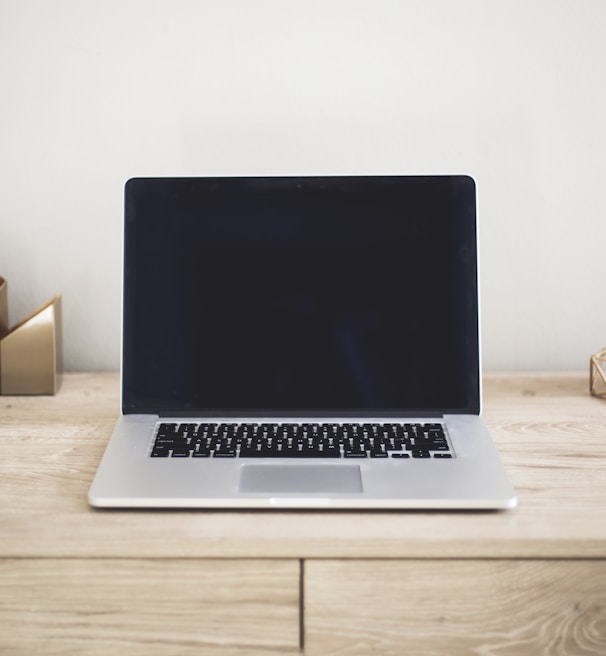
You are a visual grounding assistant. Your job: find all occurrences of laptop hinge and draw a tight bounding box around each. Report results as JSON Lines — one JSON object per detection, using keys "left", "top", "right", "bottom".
{"left": 155, "top": 411, "right": 445, "bottom": 420}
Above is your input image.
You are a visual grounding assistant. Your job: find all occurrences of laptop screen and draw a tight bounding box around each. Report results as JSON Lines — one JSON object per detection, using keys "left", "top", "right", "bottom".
{"left": 122, "top": 176, "right": 479, "bottom": 416}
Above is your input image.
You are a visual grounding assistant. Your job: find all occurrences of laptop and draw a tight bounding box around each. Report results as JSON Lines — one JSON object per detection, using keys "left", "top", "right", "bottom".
{"left": 88, "top": 175, "right": 517, "bottom": 509}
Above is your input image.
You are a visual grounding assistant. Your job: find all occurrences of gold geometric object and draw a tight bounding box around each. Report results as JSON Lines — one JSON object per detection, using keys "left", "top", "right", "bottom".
{"left": 0, "top": 277, "right": 63, "bottom": 395}
{"left": 0, "top": 276, "right": 7, "bottom": 337}
{"left": 590, "top": 348, "right": 606, "bottom": 399}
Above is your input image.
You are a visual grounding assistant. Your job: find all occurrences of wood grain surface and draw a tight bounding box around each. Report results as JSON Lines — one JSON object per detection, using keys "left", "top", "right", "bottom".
{"left": 1, "top": 373, "right": 606, "bottom": 654}
{"left": 305, "top": 559, "right": 606, "bottom": 656}
{"left": 0, "top": 372, "right": 605, "bottom": 559}
{"left": 0, "top": 558, "right": 300, "bottom": 655}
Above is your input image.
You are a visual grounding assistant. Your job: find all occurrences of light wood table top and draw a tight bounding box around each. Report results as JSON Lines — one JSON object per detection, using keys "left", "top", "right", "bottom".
{"left": 1, "top": 372, "right": 605, "bottom": 560}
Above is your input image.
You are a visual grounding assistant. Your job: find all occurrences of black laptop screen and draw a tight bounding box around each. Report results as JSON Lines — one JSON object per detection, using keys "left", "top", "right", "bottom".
{"left": 122, "top": 176, "right": 479, "bottom": 416}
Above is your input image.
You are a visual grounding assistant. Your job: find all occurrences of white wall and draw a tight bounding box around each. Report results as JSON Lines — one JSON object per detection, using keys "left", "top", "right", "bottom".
{"left": 1, "top": 0, "right": 605, "bottom": 372}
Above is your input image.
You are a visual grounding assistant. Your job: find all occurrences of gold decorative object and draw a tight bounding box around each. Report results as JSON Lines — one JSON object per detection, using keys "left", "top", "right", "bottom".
{"left": 590, "top": 348, "right": 606, "bottom": 399}
{"left": 0, "top": 277, "right": 7, "bottom": 337}
{"left": 0, "top": 277, "right": 63, "bottom": 395}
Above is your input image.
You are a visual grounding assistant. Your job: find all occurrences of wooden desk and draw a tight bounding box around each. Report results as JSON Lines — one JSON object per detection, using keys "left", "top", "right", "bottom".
{"left": 1, "top": 373, "right": 605, "bottom": 655}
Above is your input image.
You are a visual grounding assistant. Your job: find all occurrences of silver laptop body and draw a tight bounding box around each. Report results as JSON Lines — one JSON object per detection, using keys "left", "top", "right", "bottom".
{"left": 89, "top": 175, "right": 516, "bottom": 509}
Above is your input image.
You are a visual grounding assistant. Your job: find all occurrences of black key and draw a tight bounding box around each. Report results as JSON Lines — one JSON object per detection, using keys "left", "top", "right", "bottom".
{"left": 171, "top": 448, "right": 191, "bottom": 457}
{"left": 239, "top": 449, "right": 268, "bottom": 458}
{"left": 412, "top": 449, "right": 431, "bottom": 458}
{"left": 179, "top": 423, "right": 197, "bottom": 434}
{"left": 344, "top": 450, "right": 367, "bottom": 458}
{"left": 391, "top": 453, "right": 410, "bottom": 458}
{"left": 192, "top": 450, "right": 211, "bottom": 458}
{"left": 260, "top": 423, "right": 278, "bottom": 435}
{"left": 151, "top": 447, "right": 169, "bottom": 457}
{"left": 213, "top": 449, "right": 236, "bottom": 458}
{"left": 215, "top": 425, "right": 230, "bottom": 439}
{"left": 240, "top": 448, "right": 282, "bottom": 458}
{"left": 434, "top": 453, "right": 453, "bottom": 459}
{"left": 174, "top": 426, "right": 189, "bottom": 439}
{"left": 347, "top": 424, "right": 362, "bottom": 437}
{"left": 370, "top": 441, "right": 387, "bottom": 456}
{"left": 302, "top": 447, "right": 341, "bottom": 458}
{"left": 158, "top": 422, "right": 178, "bottom": 434}
{"left": 274, "top": 450, "right": 302, "bottom": 458}
{"left": 155, "top": 436, "right": 176, "bottom": 446}
{"left": 390, "top": 424, "right": 404, "bottom": 438}
{"left": 424, "top": 423, "right": 443, "bottom": 431}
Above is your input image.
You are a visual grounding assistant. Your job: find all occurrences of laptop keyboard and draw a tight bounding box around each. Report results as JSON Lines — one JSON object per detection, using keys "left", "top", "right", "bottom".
{"left": 150, "top": 422, "right": 454, "bottom": 459}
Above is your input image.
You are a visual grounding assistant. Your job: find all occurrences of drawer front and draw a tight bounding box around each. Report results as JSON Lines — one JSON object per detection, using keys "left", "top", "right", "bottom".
{"left": 305, "top": 559, "right": 606, "bottom": 655}
{"left": 0, "top": 558, "right": 300, "bottom": 655}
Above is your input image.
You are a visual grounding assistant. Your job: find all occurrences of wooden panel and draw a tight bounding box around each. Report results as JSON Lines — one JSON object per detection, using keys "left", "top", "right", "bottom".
{"left": 0, "top": 558, "right": 300, "bottom": 655}
{"left": 305, "top": 559, "right": 606, "bottom": 656}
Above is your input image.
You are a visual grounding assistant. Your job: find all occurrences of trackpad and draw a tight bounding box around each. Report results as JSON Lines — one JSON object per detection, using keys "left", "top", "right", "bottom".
{"left": 239, "top": 464, "right": 363, "bottom": 494}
